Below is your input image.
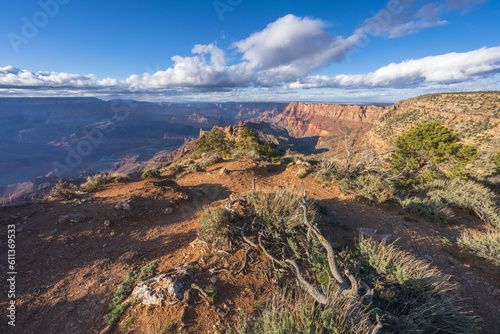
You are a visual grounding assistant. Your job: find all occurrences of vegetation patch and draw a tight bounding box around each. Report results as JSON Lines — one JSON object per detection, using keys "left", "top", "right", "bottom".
{"left": 390, "top": 122, "right": 478, "bottom": 185}
{"left": 198, "top": 207, "right": 232, "bottom": 247}
{"left": 397, "top": 196, "right": 454, "bottom": 224}
{"left": 49, "top": 180, "right": 77, "bottom": 199}
{"left": 337, "top": 174, "right": 395, "bottom": 204}
{"left": 80, "top": 173, "right": 111, "bottom": 192}
{"left": 141, "top": 169, "right": 161, "bottom": 179}
{"left": 416, "top": 179, "right": 500, "bottom": 228}
{"left": 357, "top": 237, "right": 474, "bottom": 333}
{"left": 458, "top": 230, "right": 500, "bottom": 266}
{"left": 104, "top": 260, "right": 159, "bottom": 325}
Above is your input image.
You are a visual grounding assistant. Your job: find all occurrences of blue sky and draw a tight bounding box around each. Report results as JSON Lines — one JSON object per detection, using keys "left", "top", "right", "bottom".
{"left": 1, "top": 0, "right": 499, "bottom": 102}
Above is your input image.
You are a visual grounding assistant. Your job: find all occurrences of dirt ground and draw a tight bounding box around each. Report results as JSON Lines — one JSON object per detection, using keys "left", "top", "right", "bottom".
{"left": 1, "top": 157, "right": 499, "bottom": 333}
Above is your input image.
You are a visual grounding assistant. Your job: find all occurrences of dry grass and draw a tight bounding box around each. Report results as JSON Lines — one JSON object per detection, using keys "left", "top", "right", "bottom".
{"left": 80, "top": 173, "right": 111, "bottom": 192}
{"left": 357, "top": 236, "right": 474, "bottom": 333}
{"left": 198, "top": 206, "right": 232, "bottom": 247}
{"left": 234, "top": 285, "right": 374, "bottom": 334}
{"left": 458, "top": 229, "right": 500, "bottom": 266}
{"left": 49, "top": 180, "right": 77, "bottom": 199}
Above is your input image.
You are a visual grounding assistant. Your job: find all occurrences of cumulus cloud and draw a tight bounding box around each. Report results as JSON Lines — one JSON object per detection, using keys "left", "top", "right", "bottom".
{"left": 0, "top": 0, "right": 494, "bottom": 99}
{"left": 290, "top": 47, "right": 500, "bottom": 89}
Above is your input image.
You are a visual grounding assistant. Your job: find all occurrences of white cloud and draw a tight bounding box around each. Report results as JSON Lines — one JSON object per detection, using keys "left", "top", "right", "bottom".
{"left": 232, "top": 15, "right": 353, "bottom": 74}
{"left": 0, "top": 0, "right": 494, "bottom": 100}
{"left": 290, "top": 47, "right": 500, "bottom": 89}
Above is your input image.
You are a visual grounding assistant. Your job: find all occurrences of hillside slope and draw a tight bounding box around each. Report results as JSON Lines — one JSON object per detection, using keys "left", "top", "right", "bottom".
{"left": 1, "top": 158, "right": 499, "bottom": 333}
{"left": 374, "top": 91, "right": 500, "bottom": 173}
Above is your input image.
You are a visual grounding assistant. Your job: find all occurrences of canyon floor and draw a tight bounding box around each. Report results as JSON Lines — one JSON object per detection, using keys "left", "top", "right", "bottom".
{"left": 1, "top": 157, "right": 499, "bottom": 333}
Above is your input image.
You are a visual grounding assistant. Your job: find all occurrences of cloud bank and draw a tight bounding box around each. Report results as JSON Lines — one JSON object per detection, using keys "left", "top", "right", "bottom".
{"left": 0, "top": 0, "right": 496, "bottom": 101}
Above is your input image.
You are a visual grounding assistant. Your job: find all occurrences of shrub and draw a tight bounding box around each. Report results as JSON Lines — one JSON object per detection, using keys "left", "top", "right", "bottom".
{"left": 175, "top": 163, "right": 203, "bottom": 180}
{"left": 200, "top": 151, "right": 222, "bottom": 168}
{"left": 492, "top": 151, "right": 500, "bottom": 175}
{"left": 194, "top": 128, "right": 230, "bottom": 154}
{"left": 397, "top": 196, "right": 454, "bottom": 224}
{"left": 199, "top": 207, "right": 232, "bottom": 247}
{"left": 458, "top": 230, "right": 500, "bottom": 266}
{"left": 104, "top": 270, "right": 138, "bottom": 325}
{"left": 337, "top": 174, "right": 394, "bottom": 203}
{"left": 357, "top": 237, "right": 473, "bottom": 333}
{"left": 234, "top": 285, "right": 373, "bottom": 334}
{"left": 232, "top": 149, "right": 261, "bottom": 160}
{"left": 246, "top": 190, "right": 317, "bottom": 232}
{"left": 49, "top": 180, "right": 77, "bottom": 199}
{"left": 141, "top": 169, "right": 161, "bottom": 179}
{"left": 257, "top": 142, "right": 277, "bottom": 158}
{"left": 418, "top": 179, "right": 500, "bottom": 228}
{"left": 112, "top": 176, "right": 129, "bottom": 183}
{"left": 391, "top": 122, "right": 478, "bottom": 185}
{"left": 297, "top": 168, "right": 308, "bottom": 179}
{"left": 80, "top": 173, "right": 111, "bottom": 192}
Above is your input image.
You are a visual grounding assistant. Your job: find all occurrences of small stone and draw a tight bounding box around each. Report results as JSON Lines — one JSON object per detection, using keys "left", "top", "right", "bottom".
{"left": 211, "top": 277, "right": 217, "bottom": 284}
{"left": 118, "top": 250, "right": 137, "bottom": 261}
{"left": 115, "top": 202, "right": 131, "bottom": 211}
{"left": 58, "top": 214, "right": 85, "bottom": 223}
{"left": 164, "top": 207, "right": 174, "bottom": 215}
{"left": 219, "top": 167, "right": 226, "bottom": 175}
{"left": 66, "top": 306, "right": 75, "bottom": 313}
{"left": 94, "top": 258, "right": 111, "bottom": 266}
{"left": 103, "top": 220, "right": 111, "bottom": 227}
{"left": 423, "top": 255, "right": 433, "bottom": 261}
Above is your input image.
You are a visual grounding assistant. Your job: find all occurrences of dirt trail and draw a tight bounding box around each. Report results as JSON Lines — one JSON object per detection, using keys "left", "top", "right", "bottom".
{"left": 1, "top": 157, "right": 499, "bottom": 333}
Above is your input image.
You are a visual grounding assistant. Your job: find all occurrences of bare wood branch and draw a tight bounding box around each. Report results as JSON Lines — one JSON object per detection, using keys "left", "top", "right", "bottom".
{"left": 344, "top": 269, "right": 359, "bottom": 297}
{"left": 299, "top": 197, "right": 348, "bottom": 290}
{"left": 372, "top": 314, "right": 383, "bottom": 334}
{"left": 360, "top": 280, "right": 373, "bottom": 302}
{"left": 285, "top": 259, "right": 329, "bottom": 305}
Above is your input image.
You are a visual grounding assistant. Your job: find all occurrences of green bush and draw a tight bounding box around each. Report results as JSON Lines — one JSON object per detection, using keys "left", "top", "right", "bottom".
{"left": 195, "top": 128, "right": 230, "bottom": 154}
{"left": 104, "top": 260, "right": 159, "bottom": 325}
{"left": 175, "top": 163, "right": 202, "bottom": 180}
{"left": 141, "top": 169, "right": 161, "bottom": 179}
{"left": 391, "top": 122, "right": 478, "bottom": 185}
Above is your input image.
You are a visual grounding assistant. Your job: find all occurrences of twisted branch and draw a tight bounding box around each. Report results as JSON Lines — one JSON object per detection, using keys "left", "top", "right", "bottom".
{"left": 299, "top": 197, "right": 348, "bottom": 290}
{"left": 285, "top": 259, "right": 329, "bottom": 305}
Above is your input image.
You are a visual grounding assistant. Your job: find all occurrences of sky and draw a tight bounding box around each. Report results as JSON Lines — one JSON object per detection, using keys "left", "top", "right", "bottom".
{"left": 0, "top": 0, "right": 499, "bottom": 102}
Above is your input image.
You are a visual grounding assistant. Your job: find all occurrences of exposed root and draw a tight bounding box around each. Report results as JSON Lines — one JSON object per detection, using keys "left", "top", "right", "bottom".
{"left": 234, "top": 247, "right": 250, "bottom": 276}
{"left": 191, "top": 283, "right": 211, "bottom": 306}
{"left": 241, "top": 222, "right": 258, "bottom": 248}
